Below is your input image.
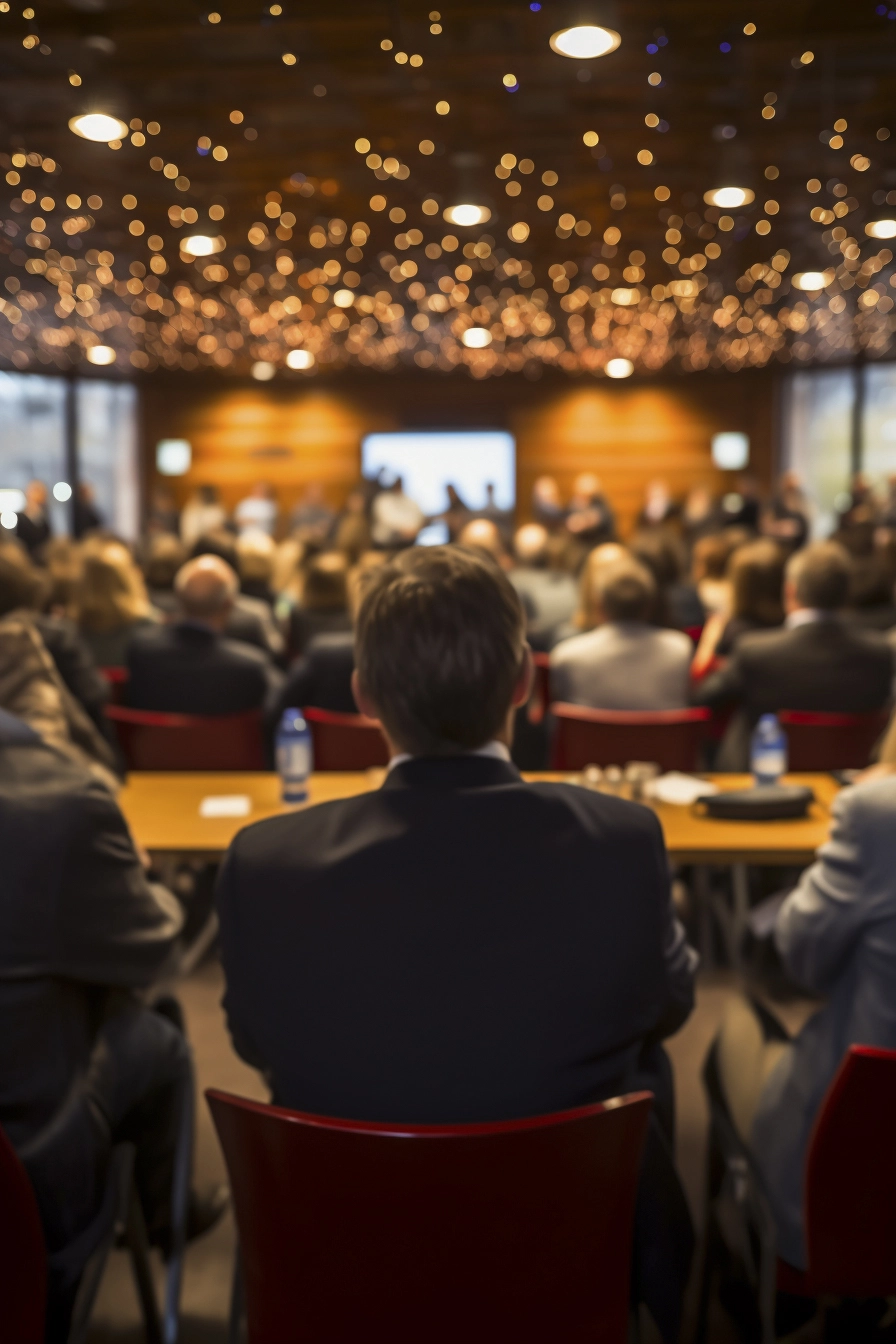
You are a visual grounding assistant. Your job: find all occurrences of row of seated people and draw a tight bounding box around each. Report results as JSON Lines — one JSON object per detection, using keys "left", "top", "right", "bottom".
{"left": 2, "top": 547, "right": 895, "bottom": 1339}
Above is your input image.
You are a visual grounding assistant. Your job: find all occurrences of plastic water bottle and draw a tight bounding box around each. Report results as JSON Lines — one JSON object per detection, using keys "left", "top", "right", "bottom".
{"left": 751, "top": 713, "right": 787, "bottom": 785}
{"left": 276, "top": 708, "right": 312, "bottom": 804}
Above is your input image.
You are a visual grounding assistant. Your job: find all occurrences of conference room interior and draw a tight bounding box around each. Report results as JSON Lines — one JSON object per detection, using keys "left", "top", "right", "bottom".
{"left": 3, "top": 1, "right": 896, "bottom": 1341}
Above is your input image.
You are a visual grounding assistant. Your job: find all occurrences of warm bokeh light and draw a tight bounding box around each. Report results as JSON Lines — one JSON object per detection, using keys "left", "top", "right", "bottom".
{"left": 68, "top": 113, "right": 129, "bottom": 143}
{"left": 792, "top": 271, "right": 833, "bottom": 290}
{"left": 443, "top": 204, "right": 491, "bottom": 226}
{"left": 866, "top": 220, "right": 896, "bottom": 239}
{"left": 462, "top": 327, "right": 493, "bottom": 348}
{"left": 703, "top": 187, "right": 755, "bottom": 208}
{"left": 286, "top": 349, "right": 315, "bottom": 369}
{"left": 86, "top": 345, "right": 116, "bottom": 365}
{"left": 181, "top": 235, "right": 225, "bottom": 256}
{"left": 606, "top": 357, "right": 634, "bottom": 379}
{"left": 251, "top": 361, "right": 276, "bottom": 380}
{"left": 549, "top": 25, "right": 621, "bottom": 59}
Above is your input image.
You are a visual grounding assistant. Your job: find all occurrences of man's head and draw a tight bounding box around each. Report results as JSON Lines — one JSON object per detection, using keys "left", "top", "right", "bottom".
{"left": 174, "top": 554, "right": 238, "bottom": 629}
{"left": 513, "top": 522, "right": 549, "bottom": 568}
{"left": 191, "top": 529, "right": 241, "bottom": 576}
{"left": 457, "top": 518, "right": 507, "bottom": 566}
{"left": 25, "top": 480, "right": 47, "bottom": 509}
{"left": 784, "top": 541, "right": 852, "bottom": 614}
{"left": 353, "top": 546, "right": 530, "bottom": 757}
{"left": 594, "top": 559, "right": 656, "bottom": 625}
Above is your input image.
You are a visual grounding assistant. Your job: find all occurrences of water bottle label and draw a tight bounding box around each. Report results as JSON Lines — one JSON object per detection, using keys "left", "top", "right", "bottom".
{"left": 753, "top": 749, "right": 786, "bottom": 780}
{"left": 277, "top": 740, "right": 310, "bottom": 798}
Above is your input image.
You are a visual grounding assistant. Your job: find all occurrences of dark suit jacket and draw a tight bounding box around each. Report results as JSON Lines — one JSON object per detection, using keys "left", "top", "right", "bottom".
{"left": 276, "top": 631, "right": 356, "bottom": 717}
{"left": 0, "top": 711, "right": 182, "bottom": 1244}
{"left": 217, "top": 754, "right": 696, "bottom": 1123}
{"left": 696, "top": 616, "right": 893, "bottom": 769}
{"left": 33, "top": 613, "right": 110, "bottom": 732}
{"left": 126, "top": 621, "right": 282, "bottom": 717}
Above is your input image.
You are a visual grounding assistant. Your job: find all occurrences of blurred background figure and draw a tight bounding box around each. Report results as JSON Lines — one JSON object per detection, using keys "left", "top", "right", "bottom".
{"left": 234, "top": 482, "right": 278, "bottom": 537}
{"left": 692, "top": 539, "right": 785, "bottom": 679}
{"left": 720, "top": 474, "right": 761, "bottom": 533}
{"left": 189, "top": 531, "right": 284, "bottom": 659}
{"left": 290, "top": 483, "right": 335, "bottom": 544}
{"left": 479, "top": 482, "right": 511, "bottom": 540}
{"left": 681, "top": 484, "right": 719, "bottom": 548}
{"left": 762, "top": 472, "right": 810, "bottom": 553}
{"left": 456, "top": 517, "right": 511, "bottom": 570}
{"left": 631, "top": 530, "right": 702, "bottom": 629}
{"left": 438, "top": 484, "right": 470, "bottom": 542}
{"left": 566, "top": 542, "right": 628, "bottom": 638}
{"left": 145, "top": 484, "right": 180, "bottom": 537}
{"left": 509, "top": 523, "right": 577, "bottom": 651}
{"left": 143, "top": 534, "right": 189, "bottom": 616}
{"left": 72, "top": 482, "right": 103, "bottom": 539}
{"left": 180, "top": 484, "right": 227, "bottom": 548}
{"left": 637, "top": 479, "right": 679, "bottom": 531}
{"left": 332, "top": 488, "right": 372, "bottom": 562}
{"left": 565, "top": 473, "right": 616, "bottom": 551}
{"left": 15, "top": 480, "right": 51, "bottom": 558}
{"left": 285, "top": 550, "right": 352, "bottom": 659}
{"left": 73, "top": 541, "right": 158, "bottom": 667}
{"left": 370, "top": 476, "right": 424, "bottom": 549}
{"left": 531, "top": 474, "right": 566, "bottom": 532}
{"left": 236, "top": 531, "right": 277, "bottom": 607}
{"left": 691, "top": 532, "right": 741, "bottom": 617}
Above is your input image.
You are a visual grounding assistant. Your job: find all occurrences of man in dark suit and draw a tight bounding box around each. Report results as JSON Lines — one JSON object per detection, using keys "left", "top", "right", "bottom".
{"left": 217, "top": 547, "right": 697, "bottom": 1335}
{"left": 14, "top": 479, "right": 52, "bottom": 557}
{"left": 0, "top": 708, "right": 222, "bottom": 1337}
{"left": 695, "top": 541, "right": 893, "bottom": 769}
{"left": 126, "top": 554, "right": 282, "bottom": 717}
{"left": 275, "top": 629, "right": 356, "bottom": 717}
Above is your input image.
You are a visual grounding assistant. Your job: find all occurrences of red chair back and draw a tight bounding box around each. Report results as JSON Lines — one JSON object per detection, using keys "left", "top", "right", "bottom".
{"left": 802, "top": 1045, "right": 896, "bottom": 1296}
{"left": 550, "top": 703, "right": 710, "bottom": 771}
{"left": 99, "top": 666, "right": 129, "bottom": 704}
{"left": 304, "top": 706, "right": 389, "bottom": 770}
{"left": 106, "top": 705, "right": 266, "bottom": 770}
{"left": 778, "top": 710, "right": 890, "bottom": 771}
{"left": 527, "top": 651, "right": 552, "bottom": 725}
{"left": 0, "top": 1124, "right": 46, "bottom": 1343}
{"left": 207, "top": 1088, "right": 652, "bottom": 1344}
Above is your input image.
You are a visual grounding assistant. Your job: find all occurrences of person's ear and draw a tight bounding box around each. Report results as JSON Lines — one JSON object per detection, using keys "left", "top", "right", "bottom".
{"left": 351, "top": 669, "right": 381, "bottom": 722}
{"left": 511, "top": 644, "right": 534, "bottom": 709}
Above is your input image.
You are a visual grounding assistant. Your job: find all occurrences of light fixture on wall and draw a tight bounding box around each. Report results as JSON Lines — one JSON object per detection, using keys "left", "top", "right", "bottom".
{"left": 68, "top": 112, "right": 129, "bottom": 142}
{"left": 711, "top": 432, "right": 750, "bottom": 470}
{"left": 286, "top": 349, "right": 315, "bottom": 369}
{"left": 462, "top": 327, "right": 492, "bottom": 348}
{"left": 86, "top": 345, "right": 116, "bottom": 365}
{"left": 792, "top": 270, "right": 833, "bottom": 290}
{"left": 703, "top": 186, "right": 755, "bottom": 208}
{"left": 443, "top": 203, "right": 491, "bottom": 227}
{"left": 549, "top": 2, "right": 621, "bottom": 58}
{"left": 181, "top": 234, "right": 226, "bottom": 256}
{"left": 156, "top": 439, "right": 192, "bottom": 476}
{"left": 606, "top": 357, "right": 634, "bottom": 378}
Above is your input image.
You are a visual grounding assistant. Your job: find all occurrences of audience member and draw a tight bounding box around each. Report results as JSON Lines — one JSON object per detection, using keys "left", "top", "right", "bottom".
{"left": 72, "top": 482, "right": 103, "bottom": 539}
{"left": 631, "top": 529, "right": 703, "bottom": 628}
{"left": 286, "top": 550, "right": 353, "bottom": 657}
{"left": 146, "top": 485, "right": 180, "bottom": 536}
{"left": 712, "top": 770, "right": 896, "bottom": 1271}
{"left": 190, "top": 531, "right": 284, "bottom": 659}
{"left": 692, "top": 539, "right": 785, "bottom": 677}
{"left": 126, "top": 555, "right": 282, "bottom": 717}
{"left": 0, "top": 546, "right": 109, "bottom": 734}
{"left": 565, "top": 472, "right": 616, "bottom": 549}
{"left": 719, "top": 474, "right": 761, "bottom": 532}
{"left": 691, "top": 532, "right": 740, "bottom": 616}
{"left": 217, "top": 546, "right": 696, "bottom": 1324}
{"left": 74, "top": 541, "right": 158, "bottom": 667}
{"left": 143, "top": 533, "right": 188, "bottom": 616}
{"left": 236, "top": 530, "right": 277, "bottom": 606}
{"left": 42, "top": 536, "right": 83, "bottom": 616}
{"left": 0, "top": 706, "right": 222, "bottom": 1335}
{"left": 844, "top": 552, "right": 896, "bottom": 631}
{"left": 290, "top": 483, "right": 335, "bottom": 543}
{"left": 234, "top": 481, "right": 278, "bottom": 537}
{"left": 551, "top": 559, "right": 693, "bottom": 710}
{"left": 637, "top": 479, "right": 679, "bottom": 530}
{"left": 370, "top": 476, "right": 424, "bottom": 548}
{"left": 438, "top": 483, "right": 470, "bottom": 542}
{"left": 565, "top": 541, "right": 628, "bottom": 638}
{"left": 456, "top": 516, "right": 510, "bottom": 568}
{"left": 531, "top": 474, "right": 566, "bottom": 532}
{"left": 15, "top": 479, "right": 52, "bottom": 557}
{"left": 761, "top": 471, "right": 810, "bottom": 553}
{"left": 696, "top": 542, "right": 893, "bottom": 769}
{"left": 508, "top": 523, "right": 577, "bottom": 650}
{"left": 479, "top": 481, "right": 511, "bottom": 538}
{"left": 180, "top": 484, "right": 226, "bottom": 548}
{"left": 681, "top": 484, "right": 719, "bottom": 548}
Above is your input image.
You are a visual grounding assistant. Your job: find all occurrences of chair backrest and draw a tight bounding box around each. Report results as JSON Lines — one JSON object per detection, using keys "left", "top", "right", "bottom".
{"left": 106, "top": 705, "right": 266, "bottom": 770}
{"left": 207, "top": 1088, "right": 652, "bottom": 1344}
{"left": 99, "top": 665, "right": 129, "bottom": 704}
{"left": 804, "top": 1045, "right": 896, "bottom": 1295}
{"left": 304, "top": 706, "right": 389, "bottom": 770}
{"left": 0, "top": 1123, "right": 46, "bottom": 1344}
{"left": 550, "top": 702, "right": 710, "bottom": 771}
{"left": 527, "top": 651, "right": 552, "bottom": 725}
{"left": 778, "top": 709, "right": 890, "bottom": 771}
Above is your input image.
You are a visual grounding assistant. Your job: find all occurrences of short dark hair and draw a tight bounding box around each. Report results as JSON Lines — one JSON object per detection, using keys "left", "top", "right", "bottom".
{"left": 355, "top": 546, "right": 526, "bottom": 756}
{"left": 191, "top": 529, "right": 240, "bottom": 575}
{"left": 597, "top": 560, "right": 656, "bottom": 623}
{"left": 729, "top": 539, "right": 784, "bottom": 625}
{"left": 787, "top": 541, "right": 852, "bottom": 611}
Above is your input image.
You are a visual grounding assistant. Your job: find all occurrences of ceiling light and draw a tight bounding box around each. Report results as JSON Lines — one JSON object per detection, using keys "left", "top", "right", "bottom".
{"left": 462, "top": 327, "right": 492, "bottom": 348}
{"left": 181, "top": 234, "right": 225, "bottom": 256}
{"left": 286, "top": 349, "right": 315, "bottom": 369}
{"left": 866, "top": 219, "right": 896, "bottom": 239}
{"left": 68, "top": 113, "right": 128, "bottom": 143}
{"left": 610, "top": 287, "right": 640, "bottom": 306}
{"left": 703, "top": 186, "right": 755, "bottom": 208}
{"left": 251, "top": 361, "right": 276, "bottom": 380}
{"left": 443, "top": 203, "right": 491, "bottom": 226}
{"left": 550, "top": 25, "right": 621, "bottom": 58}
{"left": 606, "top": 357, "right": 634, "bottom": 378}
{"left": 86, "top": 345, "right": 116, "bottom": 365}
{"left": 333, "top": 289, "right": 355, "bottom": 307}
{"left": 792, "top": 271, "right": 833, "bottom": 290}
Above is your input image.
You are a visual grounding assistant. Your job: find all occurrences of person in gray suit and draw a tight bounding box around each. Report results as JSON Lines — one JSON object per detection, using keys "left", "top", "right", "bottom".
{"left": 550, "top": 558, "right": 693, "bottom": 710}
{"left": 714, "top": 771, "right": 896, "bottom": 1269}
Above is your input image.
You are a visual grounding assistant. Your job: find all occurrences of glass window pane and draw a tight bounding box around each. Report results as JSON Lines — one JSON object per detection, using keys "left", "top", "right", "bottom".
{"left": 76, "top": 380, "right": 139, "bottom": 541}
{"left": 783, "top": 368, "right": 853, "bottom": 537}
{"left": 863, "top": 363, "right": 896, "bottom": 491}
{"left": 0, "top": 371, "right": 68, "bottom": 535}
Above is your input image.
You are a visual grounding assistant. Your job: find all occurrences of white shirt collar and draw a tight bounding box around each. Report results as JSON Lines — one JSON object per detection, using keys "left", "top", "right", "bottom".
{"left": 785, "top": 608, "right": 831, "bottom": 629}
{"left": 388, "top": 740, "right": 512, "bottom": 772}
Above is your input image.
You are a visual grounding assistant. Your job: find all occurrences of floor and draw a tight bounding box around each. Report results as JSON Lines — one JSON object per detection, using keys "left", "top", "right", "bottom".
{"left": 83, "top": 960, "right": 782, "bottom": 1343}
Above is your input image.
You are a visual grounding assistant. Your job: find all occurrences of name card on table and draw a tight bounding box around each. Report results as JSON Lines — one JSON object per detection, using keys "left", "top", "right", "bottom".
{"left": 199, "top": 794, "right": 252, "bottom": 819}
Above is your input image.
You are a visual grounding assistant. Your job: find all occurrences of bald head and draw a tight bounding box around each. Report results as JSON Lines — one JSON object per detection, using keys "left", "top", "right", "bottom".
{"left": 514, "top": 523, "right": 549, "bottom": 567}
{"left": 175, "top": 554, "right": 238, "bottom": 628}
{"left": 458, "top": 518, "right": 507, "bottom": 564}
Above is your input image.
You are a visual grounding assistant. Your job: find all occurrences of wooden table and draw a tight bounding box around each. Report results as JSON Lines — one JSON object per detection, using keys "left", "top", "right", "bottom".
{"left": 119, "top": 771, "right": 839, "bottom": 865}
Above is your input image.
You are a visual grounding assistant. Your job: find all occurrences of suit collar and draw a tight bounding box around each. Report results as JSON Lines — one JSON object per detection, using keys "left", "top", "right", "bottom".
{"left": 381, "top": 753, "right": 522, "bottom": 792}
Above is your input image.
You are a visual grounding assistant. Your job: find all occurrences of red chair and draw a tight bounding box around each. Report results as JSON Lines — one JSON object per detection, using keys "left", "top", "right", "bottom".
{"left": 550, "top": 702, "right": 711, "bottom": 771}
{"left": 106, "top": 705, "right": 266, "bottom": 770}
{"left": 0, "top": 1122, "right": 45, "bottom": 1343}
{"left": 778, "top": 709, "right": 890, "bottom": 771}
{"left": 699, "top": 1044, "right": 896, "bottom": 1344}
{"left": 99, "top": 665, "right": 129, "bottom": 704}
{"left": 207, "top": 1088, "right": 653, "bottom": 1344}
{"left": 304, "top": 706, "right": 389, "bottom": 770}
{"left": 526, "top": 651, "right": 552, "bottom": 725}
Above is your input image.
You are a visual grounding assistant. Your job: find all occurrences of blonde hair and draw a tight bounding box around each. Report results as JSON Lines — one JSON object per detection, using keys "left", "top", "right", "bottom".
{"left": 75, "top": 542, "right": 151, "bottom": 633}
{"left": 573, "top": 543, "right": 628, "bottom": 631}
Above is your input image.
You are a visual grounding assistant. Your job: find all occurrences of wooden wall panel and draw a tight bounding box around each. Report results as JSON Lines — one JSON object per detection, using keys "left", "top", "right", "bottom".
{"left": 140, "top": 368, "right": 779, "bottom": 537}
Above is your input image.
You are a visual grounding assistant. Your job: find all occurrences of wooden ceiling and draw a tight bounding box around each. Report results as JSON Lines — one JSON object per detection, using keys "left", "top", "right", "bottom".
{"left": 0, "top": 0, "right": 894, "bottom": 379}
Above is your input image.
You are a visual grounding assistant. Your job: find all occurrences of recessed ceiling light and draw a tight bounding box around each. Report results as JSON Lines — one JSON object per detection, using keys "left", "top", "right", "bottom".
{"left": 792, "top": 271, "right": 833, "bottom": 290}
{"left": 549, "top": 24, "right": 621, "bottom": 58}
{"left": 462, "top": 327, "right": 493, "bottom": 348}
{"left": 68, "top": 113, "right": 128, "bottom": 143}
{"left": 703, "top": 186, "right": 755, "bottom": 208}
{"left": 606, "top": 357, "right": 634, "bottom": 378}
{"left": 443, "top": 203, "right": 491, "bottom": 226}
{"left": 866, "top": 219, "right": 896, "bottom": 239}
{"left": 286, "top": 349, "right": 315, "bottom": 369}
{"left": 180, "top": 234, "right": 225, "bottom": 256}
{"left": 86, "top": 344, "right": 116, "bottom": 365}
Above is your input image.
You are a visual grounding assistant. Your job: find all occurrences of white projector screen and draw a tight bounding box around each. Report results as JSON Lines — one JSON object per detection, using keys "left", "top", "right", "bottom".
{"left": 361, "top": 431, "right": 516, "bottom": 520}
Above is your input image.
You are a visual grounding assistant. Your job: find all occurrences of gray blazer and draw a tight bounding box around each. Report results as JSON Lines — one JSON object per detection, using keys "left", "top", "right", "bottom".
{"left": 550, "top": 622, "right": 693, "bottom": 711}
{"left": 752, "top": 775, "right": 896, "bottom": 1267}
